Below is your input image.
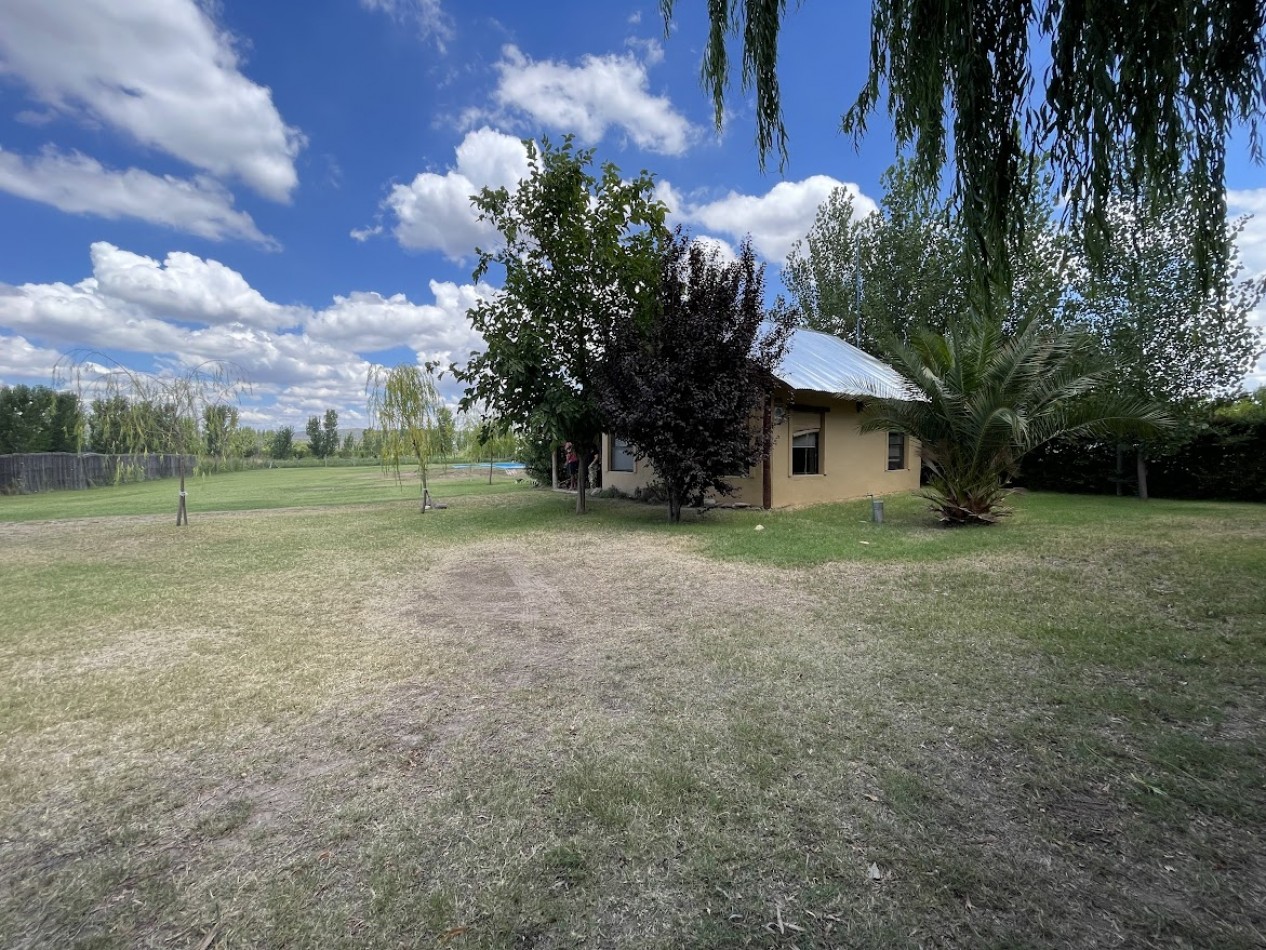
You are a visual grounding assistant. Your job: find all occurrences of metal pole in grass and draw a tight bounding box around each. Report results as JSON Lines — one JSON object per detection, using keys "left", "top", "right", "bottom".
{"left": 870, "top": 494, "right": 884, "bottom": 523}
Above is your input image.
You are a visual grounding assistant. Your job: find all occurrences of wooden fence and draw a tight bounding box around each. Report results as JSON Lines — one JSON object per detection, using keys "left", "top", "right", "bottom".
{"left": 0, "top": 453, "right": 198, "bottom": 495}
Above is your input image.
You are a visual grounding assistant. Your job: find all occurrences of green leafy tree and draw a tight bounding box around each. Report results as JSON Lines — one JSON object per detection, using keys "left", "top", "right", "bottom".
{"left": 341, "top": 432, "right": 356, "bottom": 457}
{"left": 359, "top": 428, "right": 382, "bottom": 459}
{"left": 266, "top": 426, "right": 294, "bottom": 460}
{"left": 1071, "top": 187, "right": 1266, "bottom": 498}
{"left": 456, "top": 136, "right": 667, "bottom": 514}
{"left": 305, "top": 415, "right": 322, "bottom": 457}
{"left": 203, "top": 404, "right": 240, "bottom": 460}
{"left": 861, "top": 314, "right": 1170, "bottom": 525}
{"left": 48, "top": 391, "right": 82, "bottom": 452}
{"left": 661, "top": 1, "right": 1266, "bottom": 292}
{"left": 434, "top": 406, "right": 456, "bottom": 460}
{"left": 785, "top": 158, "right": 1074, "bottom": 358}
{"left": 228, "top": 426, "right": 261, "bottom": 460}
{"left": 473, "top": 416, "right": 519, "bottom": 484}
{"left": 1216, "top": 387, "right": 1266, "bottom": 423}
{"left": 597, "top": 233, "right": 795, "bottom": 522}
{"left": 0, "top": 384, "right": 57, "bottom": 453}
{"left": 784, "top": 161, "right": 965, "bottom": 356}
{"left": 368, "top": 363, "right": 443, "bottom": 512}
{"left": 322, "top": 408, "right": 339, "bottom": 458}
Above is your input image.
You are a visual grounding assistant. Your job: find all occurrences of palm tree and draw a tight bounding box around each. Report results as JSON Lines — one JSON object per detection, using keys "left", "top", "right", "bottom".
{"left": 861, "top": 313, "right": 1169, "bottom": 524}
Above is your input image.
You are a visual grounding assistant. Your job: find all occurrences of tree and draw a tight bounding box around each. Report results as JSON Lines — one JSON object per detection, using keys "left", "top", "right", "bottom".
{"left": 1070, "top": 187, "right": 1266, "bottom": 498}
{"left": 203, "top": 404, "right": 239, "bottom": 460}
{"left": 368, "top": 363, "right": 443, "bottom": 512}
{"left": 784, "top": 158, "right": 1075, "bottom": 359}
{"left": 57, "top": 356, "right": 249, "bottom": 525}
{"left": 597, "top": 233, "right": 795, "bottom": 522}
{"left": 456, "top": 136, "right": 667, "bottom": 514}
{"left": 861, "top": 313, "right": 1170, "bottom": 525}
{"left": 305, "top": 415, "right": 322, "bottom": 457}
{"left": 661, "top": 1, "right": 1266, "bottom": 291}
{"left": 359, "top": 428, "right": 382, "bottom": 459}
{"left": 473, "top": 416, "right": 519, "bottom": 484}
{"left": 0, "top": 384, "right": 60, "bottom": 453}
{"left": 48, "top": 391, "right": 82, "bottom": 453}
{"left": 783, "top": 162, "right": 964, "bottom": 357}
{"left": 1216, "top": 387, "right": 1266, "bottom": 423}
{"left": 321, "top": 409, "right": 338, "bottom": 459}
{"left": 266, "top": 426, "right": 294, "bottom": 460}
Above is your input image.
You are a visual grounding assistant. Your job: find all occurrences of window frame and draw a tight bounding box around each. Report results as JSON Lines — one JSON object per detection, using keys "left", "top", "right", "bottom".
{"left": 887, "top": 431, "right": 907, "bottom": 471}
{"left": 791, "top": 427, "right": 821, "bottom": 476}
{"left": 609, "top": 436, "right": 636, "bottom": 473}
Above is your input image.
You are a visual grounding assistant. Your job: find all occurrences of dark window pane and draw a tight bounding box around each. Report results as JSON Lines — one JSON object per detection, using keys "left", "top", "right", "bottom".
{"left": 887, "top": 432, "right": 905, "bottom": 471}
{"left": 793, "top": 430, "right": 819, "bottom": 475}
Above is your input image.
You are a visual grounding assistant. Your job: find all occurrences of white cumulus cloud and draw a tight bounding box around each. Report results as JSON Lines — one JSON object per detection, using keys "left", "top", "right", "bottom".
{"left": 0, "top": 244, "right": 491, "bottom": 423}
{"left": 664, "top": 176, "right": 878, "bottom": 263}
{"left": 0, "top": 147, "right": 275, "bottom": 246}
{"left": 306, "top": 280, "right": 491, "bottom": 356}
{"left": 477, "top": 44, "right": 696, "bottom": 155}
{"left": 0, "top": 333, "right": 63, "bottom": 383}
{"left": 376, "top": 127, "right": 531, "bottom": 258}
{"left": 87, "top": 243, "right": 303, "bottom": 330}
{"left": 0, "top": 0, "right": 304, "bottom": 201}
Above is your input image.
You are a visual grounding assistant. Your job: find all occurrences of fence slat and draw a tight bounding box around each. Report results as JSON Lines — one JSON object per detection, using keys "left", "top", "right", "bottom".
{"left": 0, "top": 453, "right": 197, "bottom": 494}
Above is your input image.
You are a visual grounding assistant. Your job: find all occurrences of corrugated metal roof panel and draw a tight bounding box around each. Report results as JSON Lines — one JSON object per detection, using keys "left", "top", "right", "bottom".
{"left": 774, "top": 326, "right": 915, "bottom": 400}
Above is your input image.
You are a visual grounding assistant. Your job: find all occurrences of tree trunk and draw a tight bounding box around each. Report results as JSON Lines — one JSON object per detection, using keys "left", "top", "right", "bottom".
{"left": 488, "top": 451, "right": 494, "bottom": 484}
{"left": 667, "top": 487, "right": 682, "bottom": 523}
{"left": 1136, "top": 444, "right": 1149, "bottom": 501}
{"left": 1115, "top": 443, "right": 1125, "bottom": 496}
{"left": 551, "top": 445, "right": 558, "bottom": 489}
{"left": 575, "top": 443, "right": 588, "bottom": 514}
{"left": 421, "top": 464, "right": 430, "bottom": 512}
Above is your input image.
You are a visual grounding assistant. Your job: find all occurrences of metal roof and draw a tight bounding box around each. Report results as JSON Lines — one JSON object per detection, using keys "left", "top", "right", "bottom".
{"left": 773, "top": 326, "right": 915, "bottom": 400}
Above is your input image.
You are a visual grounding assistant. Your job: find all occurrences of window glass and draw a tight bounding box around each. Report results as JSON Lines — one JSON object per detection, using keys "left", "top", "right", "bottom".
{"left": 610, "top": 437, "right": 636, "bottom": 472}
{"left": 887, "top": 432, "right": 906, "bottom": 471}
{"left": 792, "top": 429, "right": 820, "bottom": 475}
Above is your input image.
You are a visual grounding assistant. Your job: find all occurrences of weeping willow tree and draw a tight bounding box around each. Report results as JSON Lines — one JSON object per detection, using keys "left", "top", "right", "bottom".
{"left": 54, "top": 353, "right": 249, "bottom": 525}
{"left": 660, "top": 0, "right": 1266, "bottom": 292}
{"left": 367, "top": 362, "right": 444, "bottom": 512}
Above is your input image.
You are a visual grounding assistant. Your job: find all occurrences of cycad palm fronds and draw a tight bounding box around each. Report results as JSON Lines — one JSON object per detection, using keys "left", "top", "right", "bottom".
{"left": 863, "top": 314, "right": 1170, "bottom": 524}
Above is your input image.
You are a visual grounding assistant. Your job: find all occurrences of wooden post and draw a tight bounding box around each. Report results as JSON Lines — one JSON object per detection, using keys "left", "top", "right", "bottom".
{"left": 176, "top": 461, "right": 188, "bottom": 526}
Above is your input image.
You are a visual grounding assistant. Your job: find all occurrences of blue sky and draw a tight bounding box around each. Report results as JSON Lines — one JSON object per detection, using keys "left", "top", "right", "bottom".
{"left": 1, "top": 1, "right": 1263, "bottom": 429}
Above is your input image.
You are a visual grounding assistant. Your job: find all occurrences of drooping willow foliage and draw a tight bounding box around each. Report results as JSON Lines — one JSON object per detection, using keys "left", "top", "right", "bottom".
{"left": 53, "top": 353, "right": 250, "bottom": 523}
{"left": 366, "top": 362, "right": 443, "bottom": 511}
{"left": 661, "top": 0, "right": 1266, "bottom": 291}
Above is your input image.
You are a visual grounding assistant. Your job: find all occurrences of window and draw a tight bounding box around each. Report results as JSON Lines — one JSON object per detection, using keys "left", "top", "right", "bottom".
{"left": 887, "top": 432, "right": 906, "bottom": 471}
{"left": 609, "top": 437, "right": 636, "bottom": 472}
{"left": 792, "top": 429, "right": 820, "bottom": 475}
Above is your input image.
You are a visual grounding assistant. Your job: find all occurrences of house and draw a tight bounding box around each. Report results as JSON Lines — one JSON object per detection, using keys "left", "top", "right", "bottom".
{"left": 600, "top": 326, "right": 920, "bottom": 508}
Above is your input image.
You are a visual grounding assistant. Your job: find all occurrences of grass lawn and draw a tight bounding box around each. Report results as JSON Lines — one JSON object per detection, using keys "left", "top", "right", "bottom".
{"left": 1, "top": 470, "right": 1263, "bottom": 948}
{"left": 0, "top": 463, "right": 527, "bottom": 522}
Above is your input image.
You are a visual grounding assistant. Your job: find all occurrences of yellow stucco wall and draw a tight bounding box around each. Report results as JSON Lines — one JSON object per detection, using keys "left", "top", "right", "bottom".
{"left": 601, "top": 433, "right": 649, "bottom": 496}
{"left": 600, "top": 392, "right": 920, "bottom": 507}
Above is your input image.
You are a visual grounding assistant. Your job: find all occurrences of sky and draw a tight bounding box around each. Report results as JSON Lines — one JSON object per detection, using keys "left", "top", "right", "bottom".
{"left": 1, "top": 0, "right": 1263, "bottom": 431}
